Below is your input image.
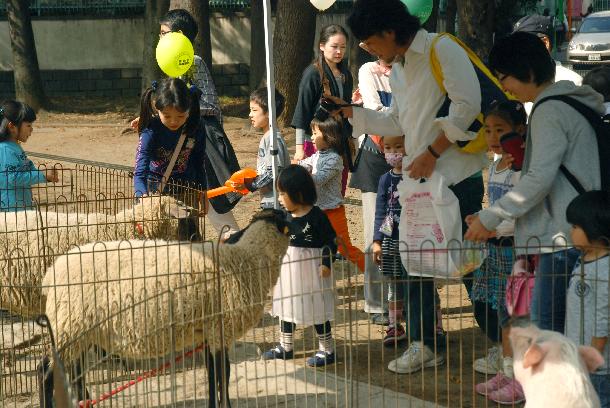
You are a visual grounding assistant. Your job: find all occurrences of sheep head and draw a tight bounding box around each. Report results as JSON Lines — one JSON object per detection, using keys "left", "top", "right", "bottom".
{"left": 222, "top": 209, "right": 296, "bottom": 267}
{"left": 114, "top": 195, "right": 189, "bottom": 239}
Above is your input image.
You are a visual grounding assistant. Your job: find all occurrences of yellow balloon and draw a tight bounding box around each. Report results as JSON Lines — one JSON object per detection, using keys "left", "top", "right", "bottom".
{"left": 155, "top": 32, "right": 194, "bottom": 78}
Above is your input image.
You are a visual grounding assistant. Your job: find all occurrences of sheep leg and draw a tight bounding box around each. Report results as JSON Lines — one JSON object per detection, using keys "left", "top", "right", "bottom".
{"left": 37, "top": 355, "right": 53, "bottom": 408}
{"left": 72, "top": 354, "right": 90, "bottom": 402}
{"left": 217, "top": 348, "right": 231, "bottom": 408}
{"left": 206, "top": 346, "right": 218, "bottom": 408}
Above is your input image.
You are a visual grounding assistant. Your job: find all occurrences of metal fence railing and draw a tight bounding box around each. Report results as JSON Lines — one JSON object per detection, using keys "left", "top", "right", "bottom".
{"left": 2, "top": 190, "right": 608, "bottom": 408}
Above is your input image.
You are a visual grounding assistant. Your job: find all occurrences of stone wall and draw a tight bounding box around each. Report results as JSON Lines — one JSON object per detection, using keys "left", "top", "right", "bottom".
{"left": 0, "top": 63, "right": 250, "bottom": 98}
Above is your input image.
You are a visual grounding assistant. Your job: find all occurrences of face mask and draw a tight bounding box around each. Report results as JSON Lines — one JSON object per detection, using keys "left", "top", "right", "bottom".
{"left": 385, "top": 152, "right": 404, "bottom": 167}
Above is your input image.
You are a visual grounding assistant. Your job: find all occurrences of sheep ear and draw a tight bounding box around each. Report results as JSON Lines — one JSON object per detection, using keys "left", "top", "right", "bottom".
{"left": 578, "top": 346, "right": 604, "bottom": 373}
{"left": 523, "top": 343, "right": 548, "bottom": 369}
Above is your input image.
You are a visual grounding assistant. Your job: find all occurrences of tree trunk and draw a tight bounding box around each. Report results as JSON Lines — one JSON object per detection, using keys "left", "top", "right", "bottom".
{"left": 423, "top": 0, "right": 441, "bottom": 32}
{"left": 6, "top": 0, "right": 49, "bottom": 111}
{"left": 273, "top": 0, "right": 316, "bottom": 126}
{"left": 142, "top": 0, "right": 170, "bottom": 92}
{"left": 457, "top": 0, "right": 495, "bottom": 60}
{"left": 446, "top": 0, "right": 457, "bottom": 35}
{"left": 249, "top": 0, "right": 266, "bottom": 90}
{"left": 170, "top": 0, "right": 213, "bottom": 69}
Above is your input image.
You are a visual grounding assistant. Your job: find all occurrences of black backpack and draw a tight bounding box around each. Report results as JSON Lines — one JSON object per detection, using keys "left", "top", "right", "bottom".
{"left": 531, "top": 95, "right": 610, "bottom": 193}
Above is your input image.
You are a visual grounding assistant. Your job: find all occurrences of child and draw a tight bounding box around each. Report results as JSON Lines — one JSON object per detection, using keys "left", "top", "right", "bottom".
{"left": 133, "top": 77, "right": 206, "bottom": 240}
{"left": 131, "top": 8, "right": 240, "bottom": 237}
{"left": 245, "top": 88, "right": 290, "bottom": 209}
{"left": 298, "top": 116, "right": 365, "bottom": 273}
{"left": 371, "top": 135, "right": 408, "bottom": 346}
{"left": 583, "top": 66, "right": 610, "bottom": 115}
{"left": 565, "top": 191, "right": 610, "bottom": 408}
{"left": 264, "top": 164, "right": 338, "bottom": 366}
{"left": 0, "top": 100, "right": 58, "bottom": 211}
{"left": 472, "top": 100, "right": 526, "bottom": 405}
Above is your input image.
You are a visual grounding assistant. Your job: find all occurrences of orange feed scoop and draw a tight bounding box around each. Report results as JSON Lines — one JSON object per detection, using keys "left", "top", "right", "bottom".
{"left": 206, "top": 168, "right": 258, "bottom": 198}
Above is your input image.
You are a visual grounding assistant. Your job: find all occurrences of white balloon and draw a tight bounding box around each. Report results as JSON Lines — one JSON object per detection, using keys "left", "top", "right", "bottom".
{"left": 310, "top": 0, "right": 336, "bottom": 11}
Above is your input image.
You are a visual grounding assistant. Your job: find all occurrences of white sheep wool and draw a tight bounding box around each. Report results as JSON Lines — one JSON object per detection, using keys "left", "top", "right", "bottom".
{"left": 0, "top": 195, "right": 182, "bottom": 318}
{"left": 43, "top": 216, "right": 290, "bottom": 366}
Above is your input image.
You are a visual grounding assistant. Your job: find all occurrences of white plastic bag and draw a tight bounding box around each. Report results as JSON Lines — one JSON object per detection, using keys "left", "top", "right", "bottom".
{"left": 397, "top": 172, "right": 484, "bottom": 280}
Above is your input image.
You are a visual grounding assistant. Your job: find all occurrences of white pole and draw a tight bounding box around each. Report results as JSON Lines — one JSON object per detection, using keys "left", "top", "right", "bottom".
{"left": 263, "top": 0, "right": 279, "bottom": 209}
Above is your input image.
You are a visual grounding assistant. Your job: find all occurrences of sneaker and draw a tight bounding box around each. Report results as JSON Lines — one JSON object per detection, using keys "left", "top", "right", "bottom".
{"left": 475, "top": 372, "right": 511, "bottom": 396}
{"left": 473, "top": 345, "right": 503, "bottom": 375}
{"left": 383, "top": 324, "right": 407, "bottom": 347}
{"left": 387, "top": 341, "right": 444, "bottom": 374}
{"left": 306, "top": 350, "right": 335, "bottom": 367}
{"left": 488, "top": 378, "right": 526, "bottom": 405}
{"left": 370, "top": 313, "right": 390, "bottom": 326}
{"left": 262, "top": 344, "right": 293, "bottom": 360}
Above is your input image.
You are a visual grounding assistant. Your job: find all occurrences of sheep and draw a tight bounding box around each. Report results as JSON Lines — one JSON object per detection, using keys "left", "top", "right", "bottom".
{"left": 0, "top": 195, "right": 186, "bottom": 318}
{"left": 39, "top": 209, "right": 294, "bottom": 408}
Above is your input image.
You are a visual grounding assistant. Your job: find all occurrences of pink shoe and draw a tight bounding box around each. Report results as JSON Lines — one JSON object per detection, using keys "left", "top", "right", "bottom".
{"left": 488, "top": 378, "right": 526, "bottom": 405}
{"left": 475, "top": 372, "right": 511, "bottom": 396}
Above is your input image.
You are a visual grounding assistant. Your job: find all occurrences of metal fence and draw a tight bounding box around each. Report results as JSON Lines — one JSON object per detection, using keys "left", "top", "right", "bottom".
{"left": 3, "top": 218, "right": 608, "bottom": 406}
{"left": 0, "top": 162, "right": 208, "bottom": 407}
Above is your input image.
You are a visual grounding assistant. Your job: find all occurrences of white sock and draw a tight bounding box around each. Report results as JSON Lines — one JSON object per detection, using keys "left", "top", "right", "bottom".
{"left": 503, "top": 357, "right": 514, "bottom": 378}
{"left": 318, "top": 332, "right": 334, "bottom": 354}
{"left": 280, "top": 331, "right": 294, "bottom": 352}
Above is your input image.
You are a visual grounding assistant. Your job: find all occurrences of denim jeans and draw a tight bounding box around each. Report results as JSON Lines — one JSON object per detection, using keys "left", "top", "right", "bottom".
{"left": 591, "top": 373, "right": 610, "bottom": 408}
{"left": 404, "top": 174, "right": 484, "bottom": 350}
{"left": 404, "top": 274, "right": 443, "bottom": 350}
{"left": 530, "top": 248, "right": 580, "bottom": 333}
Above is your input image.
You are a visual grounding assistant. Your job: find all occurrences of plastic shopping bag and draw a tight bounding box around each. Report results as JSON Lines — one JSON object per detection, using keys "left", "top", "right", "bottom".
{"left": 397, "top": 172, "right": 485, "bottom": 280}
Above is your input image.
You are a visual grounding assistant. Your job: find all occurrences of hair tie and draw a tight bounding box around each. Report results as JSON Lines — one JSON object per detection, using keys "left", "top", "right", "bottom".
{"left": 151, "top": 80, "right": 158, "bottom": 91}
{"left": 189, "top": 85, "right": 198, "bottom": 94}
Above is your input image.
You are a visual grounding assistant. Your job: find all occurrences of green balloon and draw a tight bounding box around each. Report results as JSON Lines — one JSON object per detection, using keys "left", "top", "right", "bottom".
{"left": 401, "top": 0, "right": 433, "bottom": 24}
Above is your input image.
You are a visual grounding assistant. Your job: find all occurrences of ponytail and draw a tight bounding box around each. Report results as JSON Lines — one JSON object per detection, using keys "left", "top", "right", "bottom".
{"left": 138, "top": 85, "right": 157, "bottom": 134}
{"left": 0, "top": 100, "right": 36, "bottom": 142}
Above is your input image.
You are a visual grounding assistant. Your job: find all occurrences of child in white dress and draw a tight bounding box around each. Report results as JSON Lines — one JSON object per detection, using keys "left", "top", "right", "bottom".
{"left": 263, "top": 164, "right": 338, "bottom": 367}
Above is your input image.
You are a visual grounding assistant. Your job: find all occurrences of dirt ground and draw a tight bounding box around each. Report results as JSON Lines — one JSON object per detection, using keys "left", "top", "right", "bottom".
{"left": 3, "top": 96, "right": 512, "bottom": 407}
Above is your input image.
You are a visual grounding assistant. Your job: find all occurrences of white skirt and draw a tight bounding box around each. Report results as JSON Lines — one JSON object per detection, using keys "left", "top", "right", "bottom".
{"left": 271, "top": 246, "right": 335, "bottom": 325}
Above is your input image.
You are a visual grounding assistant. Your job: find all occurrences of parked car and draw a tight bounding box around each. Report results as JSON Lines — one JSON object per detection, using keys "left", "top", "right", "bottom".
{"left": 568, "top": 11, "right": 610, "bottom": 66}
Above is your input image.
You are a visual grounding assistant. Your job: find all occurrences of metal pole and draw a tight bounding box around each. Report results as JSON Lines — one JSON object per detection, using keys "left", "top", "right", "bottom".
{"left": 263, "top": 0, "right": 280, "bottom": 209}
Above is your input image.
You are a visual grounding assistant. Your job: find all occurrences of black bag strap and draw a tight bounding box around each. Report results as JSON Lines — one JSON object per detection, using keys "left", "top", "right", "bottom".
{"left": 530, "top": 95, "right": 602, "bottom": 194}
{"left": 352, "top": 134, "right": 370, "bottom": 171}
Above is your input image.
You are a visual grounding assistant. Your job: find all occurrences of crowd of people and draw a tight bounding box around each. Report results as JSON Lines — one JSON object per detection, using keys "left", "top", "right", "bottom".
{"left": 0, "top": 1, "right": 608, "bottom": 406}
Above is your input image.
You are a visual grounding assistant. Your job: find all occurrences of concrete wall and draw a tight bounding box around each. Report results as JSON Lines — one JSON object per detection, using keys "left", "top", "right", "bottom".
{"left": 0, "top": 14, "right": 251, "bottom": 71}
{"left": 0, "top": 12, "right": 354, "bottom": 97}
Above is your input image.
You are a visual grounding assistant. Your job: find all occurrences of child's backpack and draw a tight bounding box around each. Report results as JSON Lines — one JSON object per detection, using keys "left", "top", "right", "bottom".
{"left": 530, "top": 95, "right": 610, "bottom": 193}
{"left": 431, "top": 33, "right": 513, "bottom": 154}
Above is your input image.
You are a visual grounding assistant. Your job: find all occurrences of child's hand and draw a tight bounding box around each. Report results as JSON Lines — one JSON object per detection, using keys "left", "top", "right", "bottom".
{"left": 372, "top": 241, "right": 382, "bottom": 265}
{"left": 46, "top": 168, "right": 59, "bottom": 183}
{"left": 130, "top": 116, "right": 140, "bottom": 130}
{"left": 319, "top": 264, "right": 331, "bottom": 278}
{"left": 293, "top": 146, "right": 306, "bottom": 162}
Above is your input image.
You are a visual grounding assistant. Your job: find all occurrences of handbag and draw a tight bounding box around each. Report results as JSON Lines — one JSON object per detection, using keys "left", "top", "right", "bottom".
{"left": 505, "top": 258, "right": 535, "bottom": 317}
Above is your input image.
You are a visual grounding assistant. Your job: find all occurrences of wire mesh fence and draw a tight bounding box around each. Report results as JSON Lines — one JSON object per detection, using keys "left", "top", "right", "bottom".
{"left": 4, "top": 237, "right": 608, "bottom": 407}
{"left": 0, "top": 162, "right": 207, "bottom": 407}
{"left": 1, "top": 163, "right": 608, "bottom": 407}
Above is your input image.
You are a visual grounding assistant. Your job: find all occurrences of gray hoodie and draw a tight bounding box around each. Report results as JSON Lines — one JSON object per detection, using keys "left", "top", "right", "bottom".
{"left": 479, "top": 81, "right": 603, "bottom": 254}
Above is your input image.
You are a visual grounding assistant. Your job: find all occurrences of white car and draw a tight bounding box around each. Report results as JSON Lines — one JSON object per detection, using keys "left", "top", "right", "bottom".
{"left": 568, "top": 11, "right": 610, "bottom": 67}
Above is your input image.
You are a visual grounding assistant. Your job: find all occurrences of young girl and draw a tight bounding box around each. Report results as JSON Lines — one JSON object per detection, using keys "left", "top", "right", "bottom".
{"left": 291, "top": 24, "right": 353, "bottom": 195}
{"left": 298, "top": 116, "right": 364, "bottom": 273}
{"left": 565, "top": 191, "right": 610, "bottom": 408}
{"left": 0, "top": 100, "right": 58, "bottom": 211}
{"left": 371, "top": 135, "right": 408, "bottom": 345}
{"left": 264, "top": 165, "right": 338, "bottom": 367}
{"left": 133, "top": 77, "right": 206, "bottom": 240}
{"left": 472, "top": 100, "right": 526, "bottom": 405}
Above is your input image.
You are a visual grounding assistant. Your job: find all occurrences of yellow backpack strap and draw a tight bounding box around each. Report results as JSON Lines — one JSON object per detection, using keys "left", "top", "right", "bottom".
{"left": 430, "top": 32, "right": 507, "bottom": 96}
{"left": 429, "top": 33, "right": 447, "bottom": 94}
